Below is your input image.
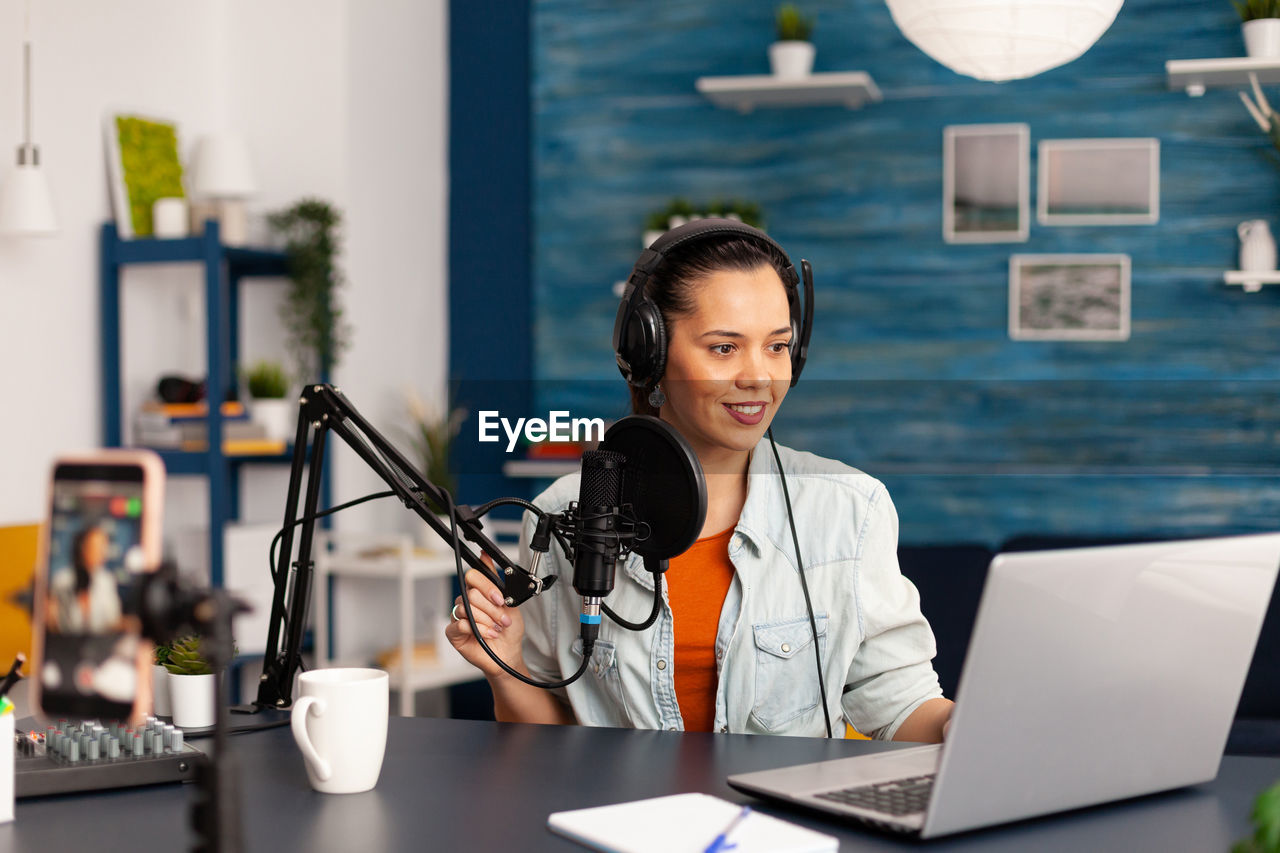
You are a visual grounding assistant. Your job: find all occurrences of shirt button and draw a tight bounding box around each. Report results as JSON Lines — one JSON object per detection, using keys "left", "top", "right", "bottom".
{"left": 781, "top": 643, "right": 791, "bottom": 653}
{"left": 657, "top": 660, "right": 667, "bottom": 671}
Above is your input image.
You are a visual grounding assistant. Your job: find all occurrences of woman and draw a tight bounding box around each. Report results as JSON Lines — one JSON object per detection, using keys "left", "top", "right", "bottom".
{"left": 49, "top": 523, "right": 123, "bottom": 634}
{"left": 446, "top": 220, "right": 953, "bottom": 741}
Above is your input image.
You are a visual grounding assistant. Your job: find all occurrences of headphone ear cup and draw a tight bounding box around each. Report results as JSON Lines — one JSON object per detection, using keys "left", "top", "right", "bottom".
{"left": 648, "top": 303, "right": 667, "bottom": 387}
{"left": 620, "top": 298, "right": 667, "bottom": 388}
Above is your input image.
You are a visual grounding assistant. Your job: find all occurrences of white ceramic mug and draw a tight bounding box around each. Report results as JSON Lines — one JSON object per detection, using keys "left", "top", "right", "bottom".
{"left": 291, "top": 668, "right": 389, "bottom": 794}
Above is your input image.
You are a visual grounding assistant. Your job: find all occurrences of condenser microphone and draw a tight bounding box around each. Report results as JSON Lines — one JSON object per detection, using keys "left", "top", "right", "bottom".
{"left": 572, "top": 450, "right": 625, "bottom": 652}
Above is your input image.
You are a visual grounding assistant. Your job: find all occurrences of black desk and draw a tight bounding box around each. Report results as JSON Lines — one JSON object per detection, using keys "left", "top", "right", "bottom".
{"left": 4, "top": 716, "right": 1277, "bottom": 851}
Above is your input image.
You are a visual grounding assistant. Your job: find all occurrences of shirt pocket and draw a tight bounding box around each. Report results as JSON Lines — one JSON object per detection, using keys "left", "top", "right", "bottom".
{"left": 749, "top": 614, "right": 828, "bottom": 732}
{"left": 570, "top": 638, "right": 633, "bottom": 727}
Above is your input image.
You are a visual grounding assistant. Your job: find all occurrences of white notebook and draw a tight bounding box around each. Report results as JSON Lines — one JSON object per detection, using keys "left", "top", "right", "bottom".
{"left": 547, "top": 792, "right": 838, "bottom": 853}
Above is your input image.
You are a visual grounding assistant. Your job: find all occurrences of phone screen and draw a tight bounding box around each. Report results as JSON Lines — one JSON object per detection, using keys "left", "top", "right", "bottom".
{"left": 39, "top": 463, "right": 150, "bottom": 719}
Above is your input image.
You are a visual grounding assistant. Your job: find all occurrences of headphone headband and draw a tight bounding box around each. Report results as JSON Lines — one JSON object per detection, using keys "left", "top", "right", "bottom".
{"left": 613, "top": 218, "right": 814, "bottom": 391}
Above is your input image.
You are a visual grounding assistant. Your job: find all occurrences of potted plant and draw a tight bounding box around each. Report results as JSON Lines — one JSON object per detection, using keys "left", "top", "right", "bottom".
{"left": 405, "top": 390, "right": 467, "bottom": 547}
{"left": 244, "top": 359, "right": 294, "bottom": 442}
{"left": 152, "top": 642, "right": 172, "bottom": 717}
{"left": 1233, "top": 779, "right": 1280, "bottom": 852}
{"left": 1238, "top": 0, "right": 1280, "bottom": 57}
{"left": 770, "top": 4, "right": 816, "bottom": 78}
{"left": 164, "top": 635, "right": 216, "bottom": 729}
{"left": 269, "top": 198, "right": 350, "bottom": 382}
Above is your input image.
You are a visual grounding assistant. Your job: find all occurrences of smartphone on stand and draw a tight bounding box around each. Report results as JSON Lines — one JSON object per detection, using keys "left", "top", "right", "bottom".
{"left": 30, "top": 450, "right": 164, "bottom": 722}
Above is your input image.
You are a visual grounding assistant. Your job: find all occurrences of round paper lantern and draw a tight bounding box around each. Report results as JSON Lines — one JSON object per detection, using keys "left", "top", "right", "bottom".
{"left": 885, "top": 0, "right": 1125, "bottom": 83}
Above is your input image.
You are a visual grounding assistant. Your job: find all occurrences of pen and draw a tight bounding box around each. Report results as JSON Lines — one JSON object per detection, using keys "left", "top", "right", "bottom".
{"left": 704, "top": 804, "right": 751, "bottom": 853}
{"left": 0, "top": 653, "right": 25, "bottom": 701}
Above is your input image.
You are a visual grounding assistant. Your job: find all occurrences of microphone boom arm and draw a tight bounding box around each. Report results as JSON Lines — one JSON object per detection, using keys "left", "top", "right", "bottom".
{"left": 254, "top": 384, "right": 551, "bottom": 710}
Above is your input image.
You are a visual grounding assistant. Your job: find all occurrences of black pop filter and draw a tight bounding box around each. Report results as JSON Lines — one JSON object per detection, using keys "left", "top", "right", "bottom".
{"left": 600, "top": 416, "right": 707, "bottom": 560}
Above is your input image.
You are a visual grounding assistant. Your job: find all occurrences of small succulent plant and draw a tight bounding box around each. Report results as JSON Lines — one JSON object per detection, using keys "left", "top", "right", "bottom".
{"left": 162, "top": 635, "right": 213, "bottom": 676}
{"left": 776, "top": 4, "right": 814, "bottom": 41}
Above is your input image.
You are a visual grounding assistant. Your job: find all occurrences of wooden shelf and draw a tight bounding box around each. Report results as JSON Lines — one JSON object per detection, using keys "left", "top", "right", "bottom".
{"left": 1165, "top": 57, "right": 1280, "bottom": 96}
{"left": 695, "top": 71, "right": 881, "bottom": 112}
{"left": 1224, "top": 270, "right": 1280, "bottom": 292}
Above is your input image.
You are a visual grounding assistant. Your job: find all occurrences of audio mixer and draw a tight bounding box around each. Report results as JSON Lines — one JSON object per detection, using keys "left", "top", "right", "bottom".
{"left": 14, "top": 715, "right": 203, "bottom": 797}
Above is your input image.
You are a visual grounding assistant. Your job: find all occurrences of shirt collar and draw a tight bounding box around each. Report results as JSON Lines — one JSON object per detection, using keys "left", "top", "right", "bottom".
{"left": 733, "top": 437, "right": 786, "bottom": 557}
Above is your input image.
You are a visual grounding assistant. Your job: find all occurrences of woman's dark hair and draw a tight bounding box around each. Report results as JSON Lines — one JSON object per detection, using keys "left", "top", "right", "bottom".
{"left": 627, "top": 235, "right": 795, "bottom": 416}
{"left": 71, "top": 524, "right": 105, "bottom": 594}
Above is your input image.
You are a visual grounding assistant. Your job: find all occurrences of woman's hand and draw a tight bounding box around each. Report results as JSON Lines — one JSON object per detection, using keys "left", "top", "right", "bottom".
{"left": 444, "top": 564, "right": 525, "bottom": 679}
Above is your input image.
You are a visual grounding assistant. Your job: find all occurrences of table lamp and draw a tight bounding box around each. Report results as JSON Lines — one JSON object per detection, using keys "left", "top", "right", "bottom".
{"left": 189, "top": 132, "right": 257, "bottom": 245}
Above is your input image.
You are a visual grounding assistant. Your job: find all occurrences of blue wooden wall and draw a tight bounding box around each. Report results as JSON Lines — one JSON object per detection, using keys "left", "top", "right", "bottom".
{"left": 529, "top": 0, "right": 1280, "bottom": 546}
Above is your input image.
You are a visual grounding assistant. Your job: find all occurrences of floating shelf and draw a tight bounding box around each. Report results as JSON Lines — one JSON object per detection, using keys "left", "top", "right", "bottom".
{"left": 695, "top": 71, "right": 881, "bottom": 112}
{"left": 1165, "top": 57, "right": 1280, "bottom": 96}
{"left": 1224, "top": 270, "right": 1280, "bottom": 292}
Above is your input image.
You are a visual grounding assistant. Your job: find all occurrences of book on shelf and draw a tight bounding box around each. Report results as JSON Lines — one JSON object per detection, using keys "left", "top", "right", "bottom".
{"left": 177, "top": 438, "right": 288, "bottom": 455}
{"left": 137, "top": 419, "right": 268, "bottom": 448}
{"left": 139, "top": 400, "right": 247, "bottom": 421}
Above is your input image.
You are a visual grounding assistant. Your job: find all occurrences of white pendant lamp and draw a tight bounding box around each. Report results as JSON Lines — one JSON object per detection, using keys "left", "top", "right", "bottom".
{"left": 885, "top": 0, "right": 1125, "bottom": 83}
{"left": 0, "top": 2, "right": 57, "bottom": 236}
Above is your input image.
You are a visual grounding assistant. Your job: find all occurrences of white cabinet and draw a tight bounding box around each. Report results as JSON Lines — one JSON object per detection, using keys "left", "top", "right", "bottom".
{"left": 313, "top": 532, "right": 484, "bottom": 717}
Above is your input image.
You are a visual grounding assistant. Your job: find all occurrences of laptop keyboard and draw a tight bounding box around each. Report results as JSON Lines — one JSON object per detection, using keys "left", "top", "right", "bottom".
{"left": 814, "top": 773, "right": 935, "bottom": 816}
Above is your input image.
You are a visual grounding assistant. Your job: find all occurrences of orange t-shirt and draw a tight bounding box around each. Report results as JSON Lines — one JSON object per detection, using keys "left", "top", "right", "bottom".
{"left": 666, "top": 526, "right": 736, "bottom": 732}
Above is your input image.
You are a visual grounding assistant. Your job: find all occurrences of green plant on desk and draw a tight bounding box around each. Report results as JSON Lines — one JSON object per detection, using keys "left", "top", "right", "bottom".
{"left": 1235, "top": 780, "right": 1280, "bottom": 853}
{"left": 153, "top": 642, "right": 172, "bottom": 667}
{"left": 163, "top": 635, "right": 213, "bottom": 675}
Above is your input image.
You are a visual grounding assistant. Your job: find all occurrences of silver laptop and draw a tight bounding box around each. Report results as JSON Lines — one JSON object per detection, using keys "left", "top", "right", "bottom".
{"left": 728, "top": 533, "right": 1280, "bottom": 838}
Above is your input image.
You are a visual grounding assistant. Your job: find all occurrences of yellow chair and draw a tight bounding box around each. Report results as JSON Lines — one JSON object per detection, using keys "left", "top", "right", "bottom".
{"left": 0, "top": 524, "right": 39, "bottom": 680}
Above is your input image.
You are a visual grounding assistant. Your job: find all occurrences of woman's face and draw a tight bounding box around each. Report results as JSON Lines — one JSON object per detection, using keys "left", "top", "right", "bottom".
{"left": 659, "top": 264, "right": 792, "bottom": 467}
{"left": 80, "top": 528, "right": 109, "bottom": 572}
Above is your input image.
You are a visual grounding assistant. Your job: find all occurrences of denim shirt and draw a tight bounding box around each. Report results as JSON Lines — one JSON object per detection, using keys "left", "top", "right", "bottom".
{"left": 519, "top": 439, "right": 944, "bottom": 739}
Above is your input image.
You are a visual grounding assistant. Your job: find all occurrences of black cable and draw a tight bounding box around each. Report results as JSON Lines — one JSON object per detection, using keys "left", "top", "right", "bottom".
{"left": 768, "top": 428, "right": 833, "bottom": 739}
{"left": 444, "top": 488, "right": 589, "bottom": 690}
{"left": 268, "top": 489, "right": 397, "bottom": 584}
{"left": 601, "top": 572, "right": 663, "bottom": 630}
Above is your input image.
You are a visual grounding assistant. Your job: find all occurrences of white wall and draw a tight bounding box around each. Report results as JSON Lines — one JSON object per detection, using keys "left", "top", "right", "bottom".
{"left": 0, "top": 0, "right": 449, "bottom": 548}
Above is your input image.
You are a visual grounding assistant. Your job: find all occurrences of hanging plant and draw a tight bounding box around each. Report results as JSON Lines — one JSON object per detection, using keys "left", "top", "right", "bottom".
{"left": 269, "top": 198, "right": 350, "bottom": 380}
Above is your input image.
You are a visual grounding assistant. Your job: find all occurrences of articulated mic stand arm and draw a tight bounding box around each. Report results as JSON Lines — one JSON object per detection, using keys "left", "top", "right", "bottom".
{"left": 255, "top": 384, "right": 554, "bottom": 710}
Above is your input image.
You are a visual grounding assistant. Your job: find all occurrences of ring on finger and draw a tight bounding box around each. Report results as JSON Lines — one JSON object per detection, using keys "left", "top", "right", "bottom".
{"left": 451, "top": 603, "right": 463, "bottom": 622}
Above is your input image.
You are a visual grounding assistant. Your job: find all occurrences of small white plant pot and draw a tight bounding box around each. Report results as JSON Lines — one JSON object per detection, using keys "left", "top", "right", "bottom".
{"left": 152, "top": 665, "right": 172, "bottom": 717}
{"left": 769, "top": 40, "right": 815, "bottom": 78}
{"left": 643, "top": 229, "right": 666, "bottom": 248}
{"left": 168, "top": 672, "right": 216, "bottom": 729}
{"left": 251, "top": 398, "right": 295, "bottom": 442}
{"left": 1244, "top": 19, "right": 1280, "bottom": 57}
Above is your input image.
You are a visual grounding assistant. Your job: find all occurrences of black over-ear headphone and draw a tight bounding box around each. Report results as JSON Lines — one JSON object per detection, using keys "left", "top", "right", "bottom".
{"left": 612, "top": 218, "right": 814, "bottom": 390}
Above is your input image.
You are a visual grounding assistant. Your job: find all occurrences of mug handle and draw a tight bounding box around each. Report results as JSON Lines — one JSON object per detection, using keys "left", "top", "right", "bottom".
{"left": 291, "top": 696, "right": 332, "bottom": 782}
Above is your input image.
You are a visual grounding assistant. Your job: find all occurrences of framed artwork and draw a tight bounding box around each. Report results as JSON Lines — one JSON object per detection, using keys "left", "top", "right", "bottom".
{"left": 1009, "top": 254, "right": 1131, "bottom": 341}
{"left": 104, "top": 113, "right": 186, "bottom": 239}
{"left": 943, "top": 123, "right": 1029, "bottom": 243}
{"left": 1037, "top": 138, "right": 1159, "bottom": 226}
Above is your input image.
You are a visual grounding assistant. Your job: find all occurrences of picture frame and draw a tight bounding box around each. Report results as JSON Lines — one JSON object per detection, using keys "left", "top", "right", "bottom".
{"left": 1037, "top": 138, "right": 1159, "bottom": 226}
{"left": 1009, "top": 254, "right": 1131, "bottom": 342}
{"left": 103, "top": 112, "right": 186, "bottom": 239}
{"left": 943, "top": 123, "right": 1029, "bottom": 244}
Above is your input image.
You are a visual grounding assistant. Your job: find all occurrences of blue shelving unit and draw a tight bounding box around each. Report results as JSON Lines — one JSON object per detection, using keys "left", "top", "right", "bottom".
{"left": 99, "top": 220, "right": 330, "bottom": 586}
